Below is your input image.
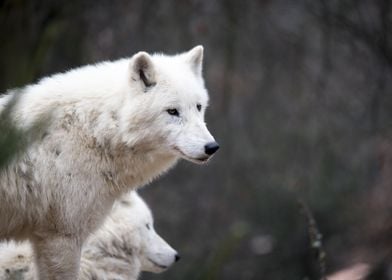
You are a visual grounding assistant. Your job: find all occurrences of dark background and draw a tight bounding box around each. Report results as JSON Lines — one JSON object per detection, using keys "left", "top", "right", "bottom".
{"left": 1, "top": 0, "right": 392, "bottom": 279}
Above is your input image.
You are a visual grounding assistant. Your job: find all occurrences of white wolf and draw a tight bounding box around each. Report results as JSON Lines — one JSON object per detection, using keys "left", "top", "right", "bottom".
{"left": 0, "top": 192, "right": 179, "bottom": 280}
{"left": 0, "top": 46, "right": 218, "bottom": 279}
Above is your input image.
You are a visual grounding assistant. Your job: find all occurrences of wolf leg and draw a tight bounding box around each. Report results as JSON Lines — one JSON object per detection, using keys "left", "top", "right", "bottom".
{"left": 32, "top": 235, "right": 82, "bottom": 280}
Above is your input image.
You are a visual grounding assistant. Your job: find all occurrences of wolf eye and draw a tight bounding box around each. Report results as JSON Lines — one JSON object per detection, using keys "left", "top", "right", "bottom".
{"left": 146, "top": 224, "right": 151, "bottom": 230}
{"left": 167, "top": 108, "right": 179, "bottom": 117}
{"left": 196, "top": 104, "right": 202, "bottom": 111}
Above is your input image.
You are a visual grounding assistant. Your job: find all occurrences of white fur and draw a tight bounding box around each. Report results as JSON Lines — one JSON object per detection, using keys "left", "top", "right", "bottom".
{"left": 0, "top": 46, "right": 216, "bottom": 279}
{"left": 0, "top": 192, "right": 178, "bottom": 280}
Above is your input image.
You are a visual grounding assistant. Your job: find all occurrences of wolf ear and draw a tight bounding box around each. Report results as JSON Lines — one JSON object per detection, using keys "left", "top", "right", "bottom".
{"left": 185, "top": 45, "right": 204, "bottom": 77}
{"left": 130, "top": 52, "right": 156, "bottom": 88}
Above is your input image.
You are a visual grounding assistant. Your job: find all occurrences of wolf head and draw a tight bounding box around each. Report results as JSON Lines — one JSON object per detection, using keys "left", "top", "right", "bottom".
{"left": 119, "top": 46, "right": 219, "bottom": 164}
{"left": 116, "top": 192, "right": 179, "bottom": 273}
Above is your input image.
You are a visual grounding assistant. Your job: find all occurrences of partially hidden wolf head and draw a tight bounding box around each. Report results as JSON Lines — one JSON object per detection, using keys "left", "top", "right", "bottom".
{"left": 94, "top": 192, "right": 179, "bottom": 274}
{"left": 119, "top": 46, "right": 219, "bottom": 164}
{"left": 124, "top": 192, "right": 179, "bottom": 273}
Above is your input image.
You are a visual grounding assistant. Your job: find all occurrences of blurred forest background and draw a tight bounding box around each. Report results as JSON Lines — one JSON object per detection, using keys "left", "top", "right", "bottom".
{"left": 1, "top": 0, "right": 392, "bottom": 279}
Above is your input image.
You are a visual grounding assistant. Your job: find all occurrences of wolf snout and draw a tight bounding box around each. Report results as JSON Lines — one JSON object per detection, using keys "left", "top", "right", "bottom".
{"left": 175, "top": 253, "right": 181, "bottom": 262}
{"left": 204, "top": 142, "right": 220, "bottom": 155}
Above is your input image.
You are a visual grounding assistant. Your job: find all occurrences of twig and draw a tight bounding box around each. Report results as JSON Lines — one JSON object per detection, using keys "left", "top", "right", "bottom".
{"left": 298, "top": 198, "right": 328, "bottom": 280}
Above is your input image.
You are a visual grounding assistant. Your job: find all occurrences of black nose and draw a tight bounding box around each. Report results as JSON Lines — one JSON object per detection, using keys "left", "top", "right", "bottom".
{"left": 175, "top": 254, "right": 181, "bottom": 262}
{"left": 204, "top": 142, "right": 220, "bottom": 155}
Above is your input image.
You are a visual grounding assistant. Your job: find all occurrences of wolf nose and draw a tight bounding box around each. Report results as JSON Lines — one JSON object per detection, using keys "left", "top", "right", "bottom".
{"left": 175, "top": 254, "right": 181, "bottom": 262}
{"left": 204, "top": 142, "right": 220, "bottom": 155}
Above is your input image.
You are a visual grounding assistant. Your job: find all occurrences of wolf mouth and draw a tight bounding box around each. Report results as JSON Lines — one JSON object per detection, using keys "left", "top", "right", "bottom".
{"left": 172, "top": 147, "right": 210, "bottom": 164}
{"left": 196, "top": 156, "right": 209, "bottom": 162}
{"left": 147, "top": 258, "right": 168, "bottom": 269}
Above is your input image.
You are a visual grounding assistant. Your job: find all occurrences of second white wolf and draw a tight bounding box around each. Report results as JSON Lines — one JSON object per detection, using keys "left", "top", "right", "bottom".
{"left": 0, "top": 192, "right": 178, "bottom": 280}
